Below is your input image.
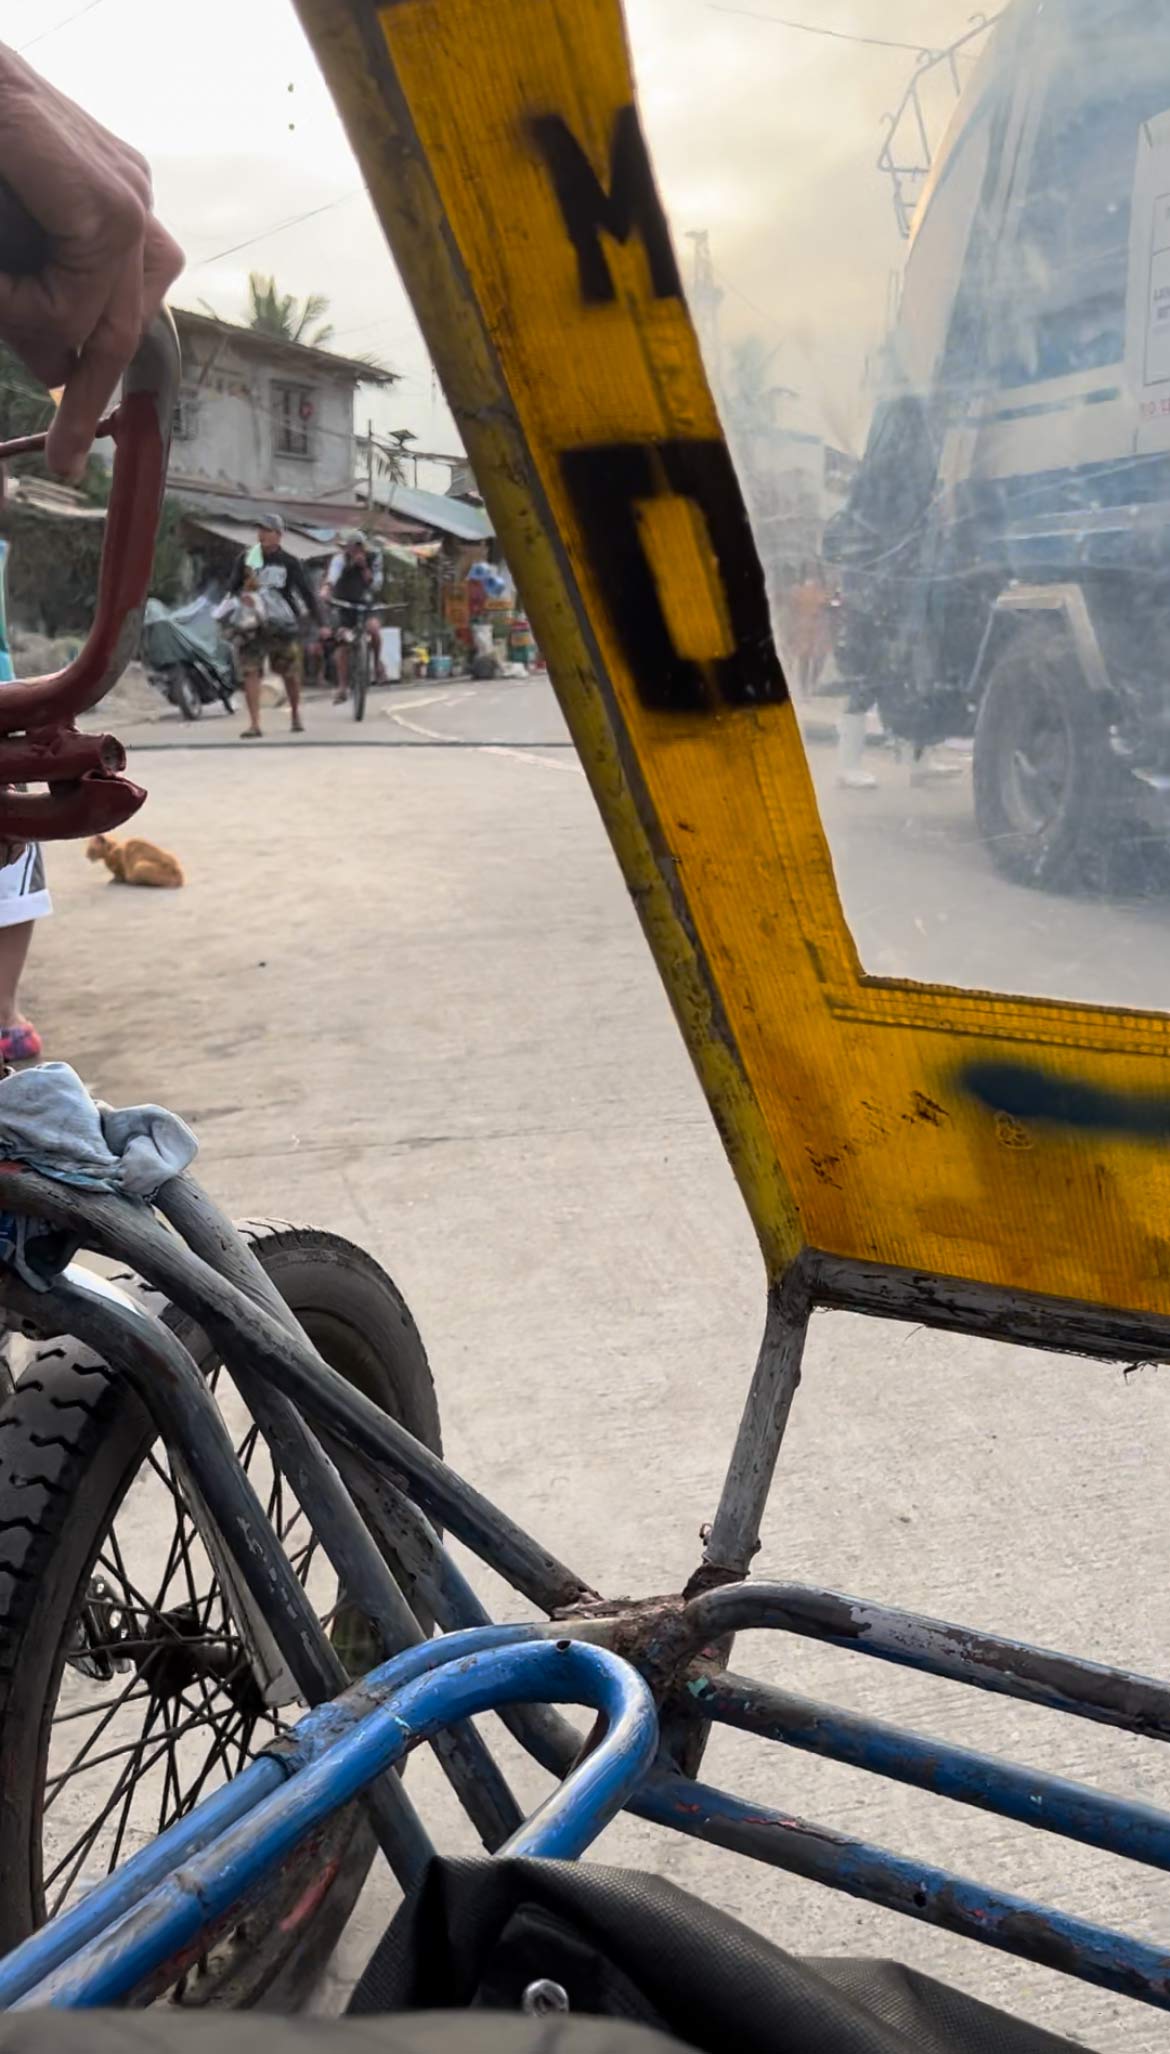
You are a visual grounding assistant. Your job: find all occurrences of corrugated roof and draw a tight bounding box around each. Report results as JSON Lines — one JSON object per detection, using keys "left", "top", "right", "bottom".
{"left": 183, "top": 514, "right": 328, "bottom": 562}
{"left": 6, "top": 477, "right": 105, "bottom": 522}
{"left": 385, "top": 481, "right": 494, "bottom": 542}
{"left": 171, "top": 484, "right": 424, "bottom": 543}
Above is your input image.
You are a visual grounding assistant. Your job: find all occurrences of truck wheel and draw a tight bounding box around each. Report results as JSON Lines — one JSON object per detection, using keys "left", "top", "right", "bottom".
{"left": 973, "top": 627, "right": 1121, "bottom": 890}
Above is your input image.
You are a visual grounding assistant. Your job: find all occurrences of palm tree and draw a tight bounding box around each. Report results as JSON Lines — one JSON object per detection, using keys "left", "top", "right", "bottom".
{"left": 245, "top": 272, "right": 335, "bottom": 349}
{"left": 725, "top": 335, "right": 795, "bottom": 437}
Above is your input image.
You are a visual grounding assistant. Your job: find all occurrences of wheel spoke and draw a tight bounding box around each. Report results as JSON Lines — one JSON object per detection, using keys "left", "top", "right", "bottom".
{"left": 94, "top": 1549, "right": 196, "bottom": 1644}
{"left": 172, "top": 1692, "right": 251, "bottom": 1818}
{"left": 46, "top": 1693, "right": 244, "bottom": 1906}
{"left": 46, "top": 1696, "right": 164, "bottom": 1907}
{"left": 52, "top": 1686, "right": 155, "bottom": 1728}
{"left": 37, "top": 1333, "right": 370, "bottom": 1975}
{"left": 45, "top": 1673, "right": 154, "bottom": 1810}
{"left": 237, "top": 1421, "right": 262, "bottom": 1468}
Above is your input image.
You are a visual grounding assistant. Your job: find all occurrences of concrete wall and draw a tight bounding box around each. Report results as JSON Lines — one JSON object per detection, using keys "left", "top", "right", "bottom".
{"left": 169, "top": 329, "right": 357, "bottom": 500}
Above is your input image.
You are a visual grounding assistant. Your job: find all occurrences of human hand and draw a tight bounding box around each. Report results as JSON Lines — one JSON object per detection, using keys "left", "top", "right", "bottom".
{"left": 0, "top": 47, "right": 183, "bottom": 479}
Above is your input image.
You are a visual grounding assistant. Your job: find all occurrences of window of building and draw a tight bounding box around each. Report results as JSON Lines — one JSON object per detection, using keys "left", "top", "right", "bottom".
{"left": 172, "top": 391, "right": 199, "bottom": 441}
{"left": 988, "top": 2, "right": 1170, "bottom": 386}
{"left": 273, "top": 382, "right": 317, "bottom": 459}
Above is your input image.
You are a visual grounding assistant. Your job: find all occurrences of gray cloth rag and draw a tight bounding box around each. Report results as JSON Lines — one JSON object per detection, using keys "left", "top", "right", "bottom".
{"left": 0, "top": 1061, "right": 197, "bottom": 1197}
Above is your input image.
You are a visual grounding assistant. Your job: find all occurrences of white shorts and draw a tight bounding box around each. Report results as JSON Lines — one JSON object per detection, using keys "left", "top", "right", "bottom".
{"left": 0, "top": 843, "right": 51, "bottom": 928}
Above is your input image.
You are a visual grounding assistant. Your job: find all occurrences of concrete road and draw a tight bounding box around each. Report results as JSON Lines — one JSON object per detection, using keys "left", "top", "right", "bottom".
{"left": 26, "top": 679, "right": 1170, "bottom": 2045}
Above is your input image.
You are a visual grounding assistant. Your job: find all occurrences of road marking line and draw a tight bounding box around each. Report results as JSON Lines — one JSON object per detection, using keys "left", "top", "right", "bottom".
{"left": 383, "top": 688, "right": 469, "bottom": 714}
{"left": 386, "top": 701, "right": 582, "bottom": 774}
{"left": 483, "top": 743, "right": 582, "bottom": 775}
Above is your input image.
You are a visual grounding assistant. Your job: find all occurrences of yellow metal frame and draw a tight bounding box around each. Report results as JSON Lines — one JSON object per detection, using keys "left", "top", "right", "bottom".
{"left": 296, "top": 0, "right": 1170, "bottom": 1318}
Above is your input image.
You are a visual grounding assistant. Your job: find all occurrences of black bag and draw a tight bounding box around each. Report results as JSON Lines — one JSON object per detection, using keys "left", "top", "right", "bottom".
{"left": 351, "top": 1858, "right": 1079, "bottom": 2054}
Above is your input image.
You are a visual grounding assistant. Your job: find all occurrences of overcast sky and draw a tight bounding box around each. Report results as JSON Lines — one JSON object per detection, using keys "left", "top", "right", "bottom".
{"left": 1, "top": 0, "right": 989, "bottom": 473}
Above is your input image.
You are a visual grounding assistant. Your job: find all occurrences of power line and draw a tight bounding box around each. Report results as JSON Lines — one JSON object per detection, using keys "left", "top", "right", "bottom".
{"left": 18, "top": 0, "right": 106, "bottom": 52}
{"left": 185, "top": 192, "right": 364, "bottom": 272}
{"left": 328, "top": 313, "right": 421, "bottom": 347}
{"left": 706, "top": 5, "right": 936, "bottom": 52}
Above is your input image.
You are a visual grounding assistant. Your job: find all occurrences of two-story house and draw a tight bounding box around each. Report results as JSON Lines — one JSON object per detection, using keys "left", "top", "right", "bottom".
{"left": 167, "top": 306, "right": 396, "bottom": 516}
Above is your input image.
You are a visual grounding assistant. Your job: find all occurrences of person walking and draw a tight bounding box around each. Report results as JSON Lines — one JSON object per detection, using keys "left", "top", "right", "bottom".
{"left": 783, "top": 564, "right": 832, "bottom": 699}
{"left": 227, "top": 514, "right": 321, "bottom": 739}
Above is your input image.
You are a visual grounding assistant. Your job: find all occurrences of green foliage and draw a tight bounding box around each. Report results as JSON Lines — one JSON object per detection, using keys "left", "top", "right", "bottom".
{"left": 0, "top": 511, "right": 102, "bottom": 637}
{"left": 0, "top": 341, "right": 54, "bottom": 444}
{"left": 246, "top": 272, "right": 335, "bottom": 348}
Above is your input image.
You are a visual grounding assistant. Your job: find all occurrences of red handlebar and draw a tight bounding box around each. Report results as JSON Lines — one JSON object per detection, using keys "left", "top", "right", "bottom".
{"left": 0, "top": 314, "right": 179, "bottom": 843}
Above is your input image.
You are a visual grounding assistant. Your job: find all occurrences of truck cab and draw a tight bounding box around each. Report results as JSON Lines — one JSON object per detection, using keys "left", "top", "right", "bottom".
{"left": 826, "top": 0, "right": 1170, "bottom": 888}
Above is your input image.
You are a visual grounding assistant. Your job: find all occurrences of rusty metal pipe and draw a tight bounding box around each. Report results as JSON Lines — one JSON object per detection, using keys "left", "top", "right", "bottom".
{"left": 0, "top": 731, "right": 125, "bottom": 781}
{"left": 0, "top": 318, "right": 178, "bottom": 739}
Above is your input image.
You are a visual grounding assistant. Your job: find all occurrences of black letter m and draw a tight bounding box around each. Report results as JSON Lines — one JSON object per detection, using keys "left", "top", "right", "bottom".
{"left": 530, "top": 105, "right": 682, "bottom": 305}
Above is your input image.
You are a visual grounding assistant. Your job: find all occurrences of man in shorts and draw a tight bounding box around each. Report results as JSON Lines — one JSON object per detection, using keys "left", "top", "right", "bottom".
{"left": 227, "top": 513, "right": 321, "bottom": 739}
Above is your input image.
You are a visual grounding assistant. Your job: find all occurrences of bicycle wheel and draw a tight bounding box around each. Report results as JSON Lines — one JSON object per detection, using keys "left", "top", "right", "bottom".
{"left": 352, "top": 632, "right": 369, "bottom": 723}
{"left": 0, "top": 1223, "right": 440, "bottom": 2007}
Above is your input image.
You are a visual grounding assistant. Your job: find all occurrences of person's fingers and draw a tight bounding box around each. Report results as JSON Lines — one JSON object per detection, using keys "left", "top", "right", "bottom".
{"left": 140, "top": 216, "right": 184, "bottom": 324}
{"left": 0, "top": 47, "right": 184, "bottom": 465}
{"left": 45, "top": 248, "right": 143, "bottom": 478}
{"left": 0, "top": 292, "right": 73, "bottom": 390}
{"left": 0, "top": 173, "right": 143, "bottom": 383}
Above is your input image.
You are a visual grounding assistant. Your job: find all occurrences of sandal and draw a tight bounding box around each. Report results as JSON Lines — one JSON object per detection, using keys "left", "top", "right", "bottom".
{"left": 290, "top": 717, "right": 305, "bottom": 733}
{"left": 240, "top": 727, "right": 262, "bottom": 740}
{"left": 0, "top": 1022, "right": 42, "bottom": 1063}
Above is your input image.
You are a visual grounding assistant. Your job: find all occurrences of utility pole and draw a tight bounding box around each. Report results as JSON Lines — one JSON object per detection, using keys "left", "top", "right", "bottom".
{"left": 684, "top": 229, "right": 724, "bottom": 398}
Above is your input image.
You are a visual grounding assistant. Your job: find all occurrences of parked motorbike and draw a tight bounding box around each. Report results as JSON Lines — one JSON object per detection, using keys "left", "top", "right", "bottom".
{"left": 141, "top": 595, "right": 236, "bottom": 720}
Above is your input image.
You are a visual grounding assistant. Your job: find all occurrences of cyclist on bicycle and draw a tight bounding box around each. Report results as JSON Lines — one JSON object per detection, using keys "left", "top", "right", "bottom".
{"left": 322, "top": 531, "right": 386, "bottom": 704}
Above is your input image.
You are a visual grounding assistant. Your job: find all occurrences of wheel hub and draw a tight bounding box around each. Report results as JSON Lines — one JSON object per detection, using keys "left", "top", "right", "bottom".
{"left": 66, "top": 1580, "right": 265, "bottom": 1713}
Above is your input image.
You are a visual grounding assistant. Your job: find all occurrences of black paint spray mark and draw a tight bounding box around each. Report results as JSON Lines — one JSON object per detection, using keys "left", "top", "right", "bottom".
{"left": 560, "top": 439, "right": 787, "bottom": 714}
{"left": 961, "top": 1060, "right": 1170, "bottom": 1142}
{"left": 529, "top": 106, "right": 682, "bottom": 305}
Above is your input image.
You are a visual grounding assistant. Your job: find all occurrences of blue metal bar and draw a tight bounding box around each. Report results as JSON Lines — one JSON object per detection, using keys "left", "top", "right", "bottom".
{"left": 689, "top": 1669, "right": 1170, "bottom": 1871}
{"left": 157, "top": 1177, "right": 524, "bottom": 1853}
{"left": 684, "top": 1582, "right": 1170, "bottom": 1739}
{"left": 18, "top": 1640, "right": 657, "bottom": 2010}
{"left": 0, "top": 1761, "right": 281, "bottom": 2012}
{"left": 0, "top": 1623, "right": 543, "bottom": 2009}
{"left": 323, "top": 1451, "right": 589, "bottom": 1780}
{"left": 269, "top": 1622, "right": 545, "bottom": 1772}
{"left": 635, "top": 1774, "right": 1170, "bottom": 2011}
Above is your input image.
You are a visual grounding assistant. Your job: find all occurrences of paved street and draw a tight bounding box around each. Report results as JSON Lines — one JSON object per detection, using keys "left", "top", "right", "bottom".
{"left": 29, "top": 677, "right": 1170, "bottom": 2044}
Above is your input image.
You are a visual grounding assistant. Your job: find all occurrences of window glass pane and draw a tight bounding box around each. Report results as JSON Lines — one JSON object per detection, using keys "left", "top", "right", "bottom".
{"left": 629, "top": 0, "right": 1170, "bottom": 1011}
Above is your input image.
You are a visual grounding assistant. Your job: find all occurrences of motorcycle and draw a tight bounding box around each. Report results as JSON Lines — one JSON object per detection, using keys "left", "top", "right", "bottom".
{"left": 141, "top": 594, "right": 236, "bottom": 720}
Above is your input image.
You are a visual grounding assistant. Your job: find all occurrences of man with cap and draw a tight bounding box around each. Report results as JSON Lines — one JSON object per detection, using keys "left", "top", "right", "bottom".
{"left": 227, "top": 512, "right": 321, "bottom": 739}
{"left": 321, "top": 528, "right": 385, "bottom": 704}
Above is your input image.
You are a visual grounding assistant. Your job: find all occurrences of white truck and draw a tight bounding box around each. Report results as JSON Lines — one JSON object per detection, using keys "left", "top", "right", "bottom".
{"left": 825, "top": 0, "right": 1170, "bottom": 888}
